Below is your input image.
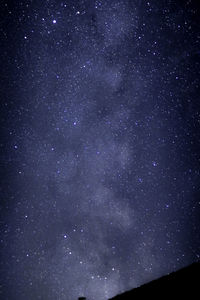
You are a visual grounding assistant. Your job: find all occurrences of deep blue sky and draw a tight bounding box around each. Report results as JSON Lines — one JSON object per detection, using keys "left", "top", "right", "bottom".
{"left": 0, "top": 1, "right": 200, "bottom": 299}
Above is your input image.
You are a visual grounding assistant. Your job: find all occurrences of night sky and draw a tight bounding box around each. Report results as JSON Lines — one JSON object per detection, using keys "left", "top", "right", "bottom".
{"left": 0, "top": 0, "right": 200, "bottom": 299}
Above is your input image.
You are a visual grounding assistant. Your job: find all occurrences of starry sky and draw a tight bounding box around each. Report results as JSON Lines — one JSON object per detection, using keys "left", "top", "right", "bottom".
{"left": 0, "top": 0, "right": 200, "bottom": 299}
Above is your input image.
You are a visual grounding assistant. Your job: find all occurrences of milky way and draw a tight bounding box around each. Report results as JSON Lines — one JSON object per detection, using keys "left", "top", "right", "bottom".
{"left": 1, "top": 1, "right": 200, "bottom": 299}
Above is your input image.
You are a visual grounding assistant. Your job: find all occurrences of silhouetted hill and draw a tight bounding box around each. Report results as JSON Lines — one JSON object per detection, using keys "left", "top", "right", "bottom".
{"left": 109, "top": 262, "right": 200, "bottom": 299}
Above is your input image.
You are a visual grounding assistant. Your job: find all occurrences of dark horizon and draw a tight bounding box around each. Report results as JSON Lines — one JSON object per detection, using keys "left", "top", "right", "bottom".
{"left": 109, "top": 261, "right": 200, "bottom": 299}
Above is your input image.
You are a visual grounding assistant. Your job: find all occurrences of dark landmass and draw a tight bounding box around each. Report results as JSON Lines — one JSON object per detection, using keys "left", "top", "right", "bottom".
{"left": 108, "top": 262, "right": 200, "bottom": 299}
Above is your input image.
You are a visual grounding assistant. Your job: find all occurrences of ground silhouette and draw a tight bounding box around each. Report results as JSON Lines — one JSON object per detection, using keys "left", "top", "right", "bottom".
{"left": 108, "top": 262, "right": 199, "bottom": 299}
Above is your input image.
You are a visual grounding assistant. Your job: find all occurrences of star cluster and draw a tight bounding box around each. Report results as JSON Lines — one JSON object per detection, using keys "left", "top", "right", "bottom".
{"left": 0, "top": 1, "right": 200, "bottom": 299}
